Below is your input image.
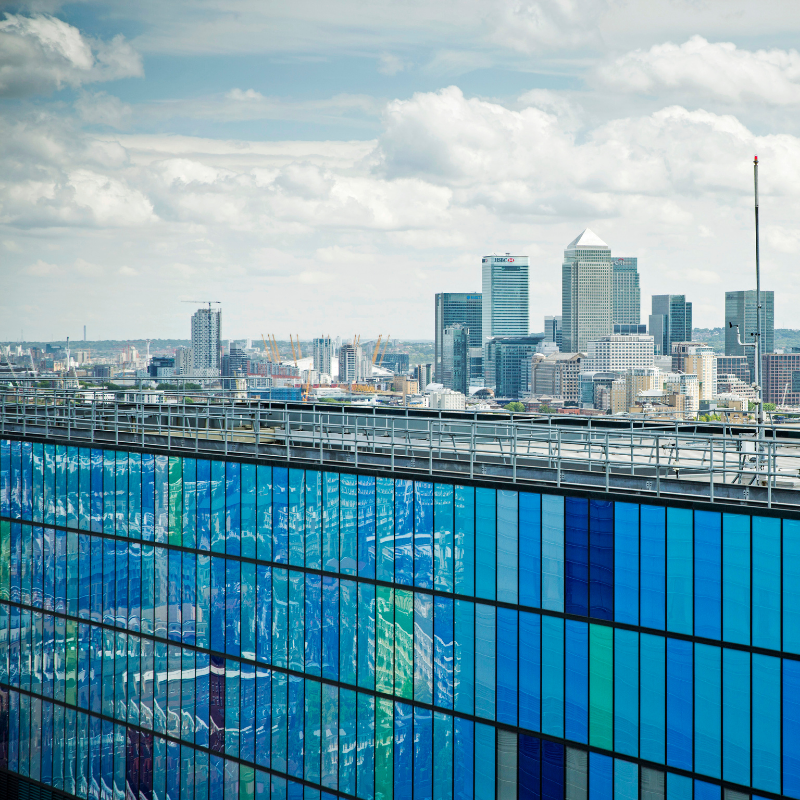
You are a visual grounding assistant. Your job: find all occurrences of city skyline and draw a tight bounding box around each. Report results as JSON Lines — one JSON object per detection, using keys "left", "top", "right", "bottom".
{"left": 3, "top": 5, "right": 800, "bottom": 340}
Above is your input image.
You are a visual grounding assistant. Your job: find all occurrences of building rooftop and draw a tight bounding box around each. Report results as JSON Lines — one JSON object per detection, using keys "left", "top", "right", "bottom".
{"left": 566, "top": 228, "right": 609, "bottom": 249}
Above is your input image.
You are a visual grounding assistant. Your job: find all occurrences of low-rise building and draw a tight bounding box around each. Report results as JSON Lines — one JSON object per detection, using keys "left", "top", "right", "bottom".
{"left": 585, "top": 334, "right": 654, "bottom": 372}
{"left": 762, "top": 352, "right": 800, "bottom": 406}
{"left": 671, "top": 342, "right": 716, "bottom": 400}
{"left": 529, "top": 352, "right": 585, "bottom": 402}
{"left": 429, "top": 388, "right": 467, "bottom": 411}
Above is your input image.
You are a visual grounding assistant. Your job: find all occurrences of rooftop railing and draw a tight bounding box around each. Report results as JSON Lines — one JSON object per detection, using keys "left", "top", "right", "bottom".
{"left": 2, "top": 388, "right": 799, "bottom": 510}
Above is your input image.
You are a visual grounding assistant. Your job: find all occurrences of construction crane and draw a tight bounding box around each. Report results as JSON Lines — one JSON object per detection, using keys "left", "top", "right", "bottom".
{"left": 371, "top": 335, "right": 383, "bottom": 364}
{"left": 261, "top": 333, "right": 273, "bottom": 361}
{"left": 289, "top": 334, "right": 298, "bottom": 368}
{"left": 297, "top": 336, "right": 303, "bottom": 360}
{"left": 269, "top": 335, "right": 280, "bottom": 362}
{"left": 378, "top": 334, "right": 390, "bottom": 367}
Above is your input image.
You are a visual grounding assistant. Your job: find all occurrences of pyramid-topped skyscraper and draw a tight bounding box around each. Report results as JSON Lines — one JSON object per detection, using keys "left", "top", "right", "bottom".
{"left": 561, "top": 228, "right": 613, "bottom": 353}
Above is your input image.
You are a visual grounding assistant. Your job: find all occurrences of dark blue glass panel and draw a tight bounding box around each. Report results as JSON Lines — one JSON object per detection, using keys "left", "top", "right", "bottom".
{"left": 225, "top": 560, "right": 240, "bottom": 656}
{"left": 256, "top": 565, "right": 271, "bottom": 664}
{"left": 358, "top": 475, "right": 376, "bottom": 579}
{"left": 103, "top": 538, "right": 115, "bottom": 627}
{"left": 287, "top": 675, "right": 304, "bottom": 779}
{"left": 640, "top": 505, "right": 665, "bottom": 630}
{"left": 255, "top": 667, "right": 271, "bottom": 768}
{"left": 209, "top": 655, "right": 225, "bottom": 754}
{"left": 305, "top": 470, "right": 322, "bottom": 571}
{"left": 322, "top": 473, "right": 339, "bottom": 573}
{"left": 182, "top": 458, "right": 196, "bottom": 550}
{"left": 339, "top": 579, "right": 357, "bottom": 686}
{"left": 666, "top": 637, "right": 692, "bottom": 770}
{"left": 182, "top": 551, "right": 196, "bottom": 645}
{"left": 90, "top": 449, "right": 103, "bottom": 533}
{"left": 210, "top": 557, "right": 225, "bottom": 654}
{"left": 541, "top": 741, "right": 563, "bottom": 800}
{"left": 256, "top": 465, "right": 272, "bottom": 563}
{"left": 226, "top": 462, "right": 241, "bottom": 557}
{"left": 322, "top": 577, "right": 339, "bottom": 681}
{"left": 376, "top": 477, "right": 394, "bottom": 583}
{"left": 357, "top": 582, "right": 375, "bottom": 690}
{"left": 614, "top": 629, "right": 638, "bottom": 758}
{"left": 103, "top": 450, "right": 115, "bottom": 535}
{"left": 240, "top": 463, "right": 256, "bottom": 560}
{"left": 640, "top": 633, "right": 665, "bottom": 764}
{"left": 666, "top": 507, "right": 692, "bottom": 635}
{"left": 395, "top": 480, "right": 413, "bottom": 586}
{"left": 565, "top": 497, "right": 588, "bottom": 616}
{"left": 694, "top": 781, "right": 720, "bottom": 800}
{"left": 518, "top": 734, "right": 540, "bottom": 800}
{"left": 475, "top": 488, "right": 495, "bottom": 601}
{"left": 414, "top": 482, "right": 434, "bottom": 589}
{"left": 142, "top": 453, "right": 155, "bottom": 542}
{"left": 785, "top": 658, "right": 800, "bottom": 798}
{"left": 394, "top": 702, "right": 413, "bottom": 800}
{"left": 722, "top": 513, "right": 749, "bottom": 646}
{"left": 273, "top": 467, "right": 289, "bottom": 564}
{"left": 496, "top": 607, "right": 518, "bottom": 726}
{"left": 589, "top": 500, "right": 613, "bottom": 621}
{"left": 519, "top": 493, "right": 541, "bottom": 608}
{"left": 305, "top": 573, "right": 321, "bottom": 676}
{"left": 210, "top": 460, "right": 225, "bottom": 553}
{"left": 565, "top": 619, "right": 588, "bottom": 744}
{"left": 288, "top": 469, "right": 304, "bottom": 567}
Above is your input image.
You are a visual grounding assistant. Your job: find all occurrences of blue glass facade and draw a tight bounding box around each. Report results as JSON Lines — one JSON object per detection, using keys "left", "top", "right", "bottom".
{"left": 1, "top": 437, "right": 800, "bottom": 799}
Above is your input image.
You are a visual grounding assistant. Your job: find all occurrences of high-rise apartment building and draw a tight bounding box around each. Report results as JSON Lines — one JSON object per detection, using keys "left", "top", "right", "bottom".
{"left": 174, "top": 346, "right": 192, "bottom": 376}
{"left": 485, "top": 334, "right": 543, "bottom": 399}
{"left": 434, "top": 293, "right": 482, "bottom": 383}
{"left": 482, "top": 255, "right": 529, "bottom": 387}
{"left": 544, "top": 315, "right": 563, "bottom": 349}
{"left": 414, "top": 362, "right": 434, "bottom": 389}
{"left": 312, "top": 337, "right": 333, "bottom": 376}
{"left": 611, "top": 257, "right": 640, "bottom": 325}
{"left": 561, "top": 230, "right": 613, "bottom": 353}
{"left": 338, "top": 342, "right": 366, "bottom": 383}
{"left": 441, "top": 324, "right": 470, "bottom": 396}
{"left": 649, "top": 295, "right": 692, "bottom": 356}
{"left": 191, "top": 306, "right": 221, "bottom": 373}
{"left": 725, "top": 290, "right": 775, "bottom": 382}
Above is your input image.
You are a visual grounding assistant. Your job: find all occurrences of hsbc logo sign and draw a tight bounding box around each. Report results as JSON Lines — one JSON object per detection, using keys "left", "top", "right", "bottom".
{"left": 483, "top": 257, "right": 515, "bottom": 263}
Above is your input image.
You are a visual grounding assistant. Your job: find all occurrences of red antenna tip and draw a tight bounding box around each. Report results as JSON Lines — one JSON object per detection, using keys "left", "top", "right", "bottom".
{"left": 754, "top": 155, "right": 758, "bottom": 162}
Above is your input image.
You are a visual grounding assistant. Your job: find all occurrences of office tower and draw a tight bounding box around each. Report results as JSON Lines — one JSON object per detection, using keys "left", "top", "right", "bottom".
{"left": 191, "top": 306, "right": 221, "bottom": 373}
{"left": 762, "top": 352, "right": 800, "bottom": 404}
{"left": 148, "top": 356, "right": 175, "bottom": 378}
{"left": 725, "top": 289, "right": 775, "bottom": 382}
{"left": 613, "top": 323, "right": 646, "bottom": 335}
{"left": 649, "top": 295, "right": 692, "bottom": 357}
{"left": 611, "top": 257, "right": 640, "bottom": 324}
{"left": 561, "top": 230, "right": 613, "bottom": 353}
{"left": 715, "top": 355, "right": 750, "bottom": 385}
{"left": 441, "top": 324, "right": 470, "bottom": 395}
{"left": 485, "top": 333, "right": 543, "bottom": 399}
{"left": 312, "top": 337, "right": 333, "bottom": 375}
{"left": 338, "top": 342, "right": 363, "bottom": 383}
{"left": 414, "top": 362, "right": 434, "bottom": 389}
{"left": 544, "top": 315, "right": 562, "bottom": 349}
{"left": 482, "top": 254, "right": 529, "bottom": 387}
{"left": 671, "top": 342, "right": 717, "bottom": 400}
{"left": 529, "top": 352, "right": 584, "bottom": 401}
{"left": 435, "top": 292, "right": 483, "bottom": 383}
{"left": 222, "top": 346, "right": 248, "bottom": 377}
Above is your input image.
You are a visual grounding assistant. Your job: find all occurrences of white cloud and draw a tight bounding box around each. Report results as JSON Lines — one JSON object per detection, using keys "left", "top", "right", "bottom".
{"left": 378, "top": 53, "right": 405, "bottom": 76}
{"left": 0, "top": 14, "right": 143, "bottom": 97}
{"left": 597, "top": 36, "right": 800, "bottom": 105}
{"left": 75, "top": 91, "right": 133, "bottom": 129}
{"left": 23, "top": 259, "right": 61, "bottom": 276}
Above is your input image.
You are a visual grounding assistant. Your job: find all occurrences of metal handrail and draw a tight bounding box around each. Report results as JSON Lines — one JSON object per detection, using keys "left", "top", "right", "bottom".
{"left": 2, "top": 388, "right": 800, "bottom": 509}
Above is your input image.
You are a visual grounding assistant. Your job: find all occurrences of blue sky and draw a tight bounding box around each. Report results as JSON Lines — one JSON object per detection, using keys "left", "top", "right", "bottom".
{"left": 3, "top": 0, "right": 800, "bottom": 341}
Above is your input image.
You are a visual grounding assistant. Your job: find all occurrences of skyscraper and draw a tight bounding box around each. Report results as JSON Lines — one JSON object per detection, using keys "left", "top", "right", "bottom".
{"left": 482, "top": 254, "right": 529, "bottom": 387}
{"left": 441, "top": 324, "right": 470, "bottom": 395}
{"left": 611, "top": 257, "right": 640, "bottom": 324}
{"left": 434, "top": 292, "right": 482, "bottom": 383}
{"left": 649, "top": 295, "right": 692, "bottom": 356}
{"left": 544, "top": 315, "right": 562, "bottom": 349}
{"left": 725, "top": 289, "right": 775, "bottom": 382}
{"left": 191, "top": 306, "right": 221, "bottom": 373}
{"left": 312, "top": 337, "right": 333, "bottom": 376}
{"left": 561, "top": 229, "right": 612, "bottom": 353}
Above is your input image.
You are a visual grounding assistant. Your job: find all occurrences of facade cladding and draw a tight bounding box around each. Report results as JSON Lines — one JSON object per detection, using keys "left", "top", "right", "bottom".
{"left": 2, "top": 440, "right": 800, "bottom": 800}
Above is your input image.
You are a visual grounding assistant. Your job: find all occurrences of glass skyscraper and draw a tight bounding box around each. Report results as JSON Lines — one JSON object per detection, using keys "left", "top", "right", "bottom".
{"left": 2, "top": 431, "right": 800, "bottom": 800}
{"left": 649, "top": 296, "right": 693, "bottom": 357}
{"left": 434, "top": 293, "right": 483, "bottom": 385}
{"left": 611, "top": 258, "right": 640, "bottom": 326}
{"left": 725, "top": 290, "right": 775, "bottom": 383}
{"left": 482, "top": 256, "right": 529, "bottom": 388}
{"left": 561, "top": 231, "right": 612, "bottom": 354}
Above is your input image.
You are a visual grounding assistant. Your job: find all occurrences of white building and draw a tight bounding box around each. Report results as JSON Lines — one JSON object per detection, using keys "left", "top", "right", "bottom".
{"left": 429, "top": 388, "right": 467, "bottom": 410}
{"left": 662, "top": 372, "right": 700, "bottom": 414}
{"left": 175, "top": 347, "right": 193, "bottom": 376}
{"left": 585, "top": 334, "right": 654, "bottom": 373}
{"left": 671, "top": 342, "right": 717, "bottom": 401}
{"left": 191, "top": 307, "right": 221, "bottom": 374}
{"left": 312, "top": 337, "right": 333, "bottom": 376}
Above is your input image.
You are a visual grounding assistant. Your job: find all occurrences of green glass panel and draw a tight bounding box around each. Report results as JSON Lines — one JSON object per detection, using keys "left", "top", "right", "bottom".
{"left": 395, "top": 589, "right": 413, "bottom": 699}
{"left": 168, "top": 457, "right": 182, "bottom": 546}
{"left": 589, "top": 623, "right": 613, "bottom": 749}
{"left": 239, "top": 764, "right": 255, "bottom": 800}
{"left": 376, "top": 587, "right": 394, "bottom": 694}
{"left": 65, "top": 618, "right": 78, "bottom": 706}
{"left": 375, "top": 697, "right": 393, "bottom": 800}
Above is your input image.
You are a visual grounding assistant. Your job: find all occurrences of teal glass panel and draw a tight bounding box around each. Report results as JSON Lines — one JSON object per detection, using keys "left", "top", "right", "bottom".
{"left": 454, "top": 486, "right": 475, "bottom": 597}
{"left": 289, "top": 469, "right": 305, "bottom": 567}
{"left": 722, "top": 514, "right": 749, "bottom": 646}
{"left": 542, "top": 494, "right": 564, "bottom": 612}
{"left": 752, "top": 516, "right": 780, "bottom": 650}
{"left": 693, "top": 643, "right": 720, "bottom": 778}
{"left": 241, "top": 463, "right": 256, "bottom": 560}
{"left": 414, "top": 593, "right": 433, "bottom": 704}
{"left": 722, "top": 647, "right": 749, "bottom": 786}
{"left": 376, "top": 478, "right": 394, "bottom": 583}
{"left": 453, "top": 599, "right": 474, "bottom": 716}
{"left": 614, "top": 628, "right": 638, "bottom": 758}
{"left": 785, "top": 519, "right": 800, "bottom": 654}
{"left": 434, "top": 483, "right": 454, "bottom": 592}
{"left": 358, "top": 583, "right": 376, "bottom": 690}
{"left": 751, "top": 653, "right": 780, "bottom": 794}
{"left": 640, "top": 633, "right": 665, "bottom": 764}
{"left": 340, "top": 474, "right": 357, "bottom": 575}
{"left": 322, "top": 473, "right": 339, "bottom": 573}
{"left": 305, "top": 470, "right": 322, "bottom": 571}
{"left": 256, "top": 465, "right": 272, "bottom": 563}
{"left": 475, "top": 488, "right": 495, "bottom": 600}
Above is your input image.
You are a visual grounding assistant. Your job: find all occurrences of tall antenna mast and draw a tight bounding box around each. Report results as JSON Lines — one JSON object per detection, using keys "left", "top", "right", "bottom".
{"left": 754, "top": 155, "right": 763, "bottom": 428}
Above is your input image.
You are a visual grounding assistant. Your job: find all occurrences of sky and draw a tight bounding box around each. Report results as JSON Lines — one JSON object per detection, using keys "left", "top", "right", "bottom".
{"left": 3, "top": 1, "right": 800, "bottom": 342}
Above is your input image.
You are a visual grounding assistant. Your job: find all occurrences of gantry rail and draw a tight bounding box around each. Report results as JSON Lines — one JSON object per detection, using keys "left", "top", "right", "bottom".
{"left": 2, "top": 389, "right": 800, "bottom": 511}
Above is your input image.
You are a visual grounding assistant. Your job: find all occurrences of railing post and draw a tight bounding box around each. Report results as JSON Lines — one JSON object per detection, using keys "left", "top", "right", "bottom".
{"left": 709, "top": 436, "right": 714, "bottom": 503}
{"left": 355, "top": 415, "right": 359, "bottom": 468}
